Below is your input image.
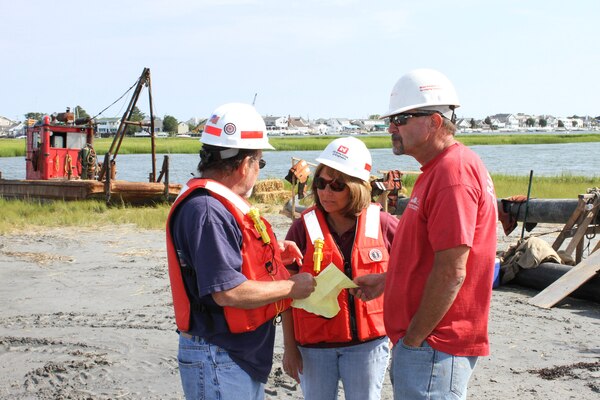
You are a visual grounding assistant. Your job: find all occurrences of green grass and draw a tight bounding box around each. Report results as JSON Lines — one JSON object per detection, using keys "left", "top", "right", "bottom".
{"left": 492, "top": 174, "right": 599, "bottom": 199}
{"left": 2, "top": 133, "right": 599, "bottom": 157}
{"left": 1, "top": 174, "right": 596, "bottom": 234}
{"left": 0, "top": 198, "right": 170, "bottom": 234}
{"left": 261, "top": 134, "right": 600, "bottom": 151}
{"left": 0, "top": 139, "right": 27, "bottom": 157}
{"left": 392, "top": 173, "right": 598, "bottom": 199}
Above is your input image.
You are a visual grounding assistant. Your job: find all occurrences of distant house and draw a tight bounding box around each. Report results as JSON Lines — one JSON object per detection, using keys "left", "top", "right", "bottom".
{"left": 177, "top": 122, "right": 190, "bottom": 134}
{"left": 554, "top": 116, "right": 584, "bottom": 130}
{"left": 96, "top": 117, "right": 121, "bottom": 136}
{"left": 141, "top": 116, "right": 164, "bottom": 132}
{"left": 312, "top": 123, "right": 331, "bottom": 135}
{"left": 490, "top": 114, "right": 519, "bottom": 131}
{"left": 189, "top": 119, "right": 206, "bottom": 137}
{"left": 326, "top": 118, "right": 359, "bottom": 133}
{"left": 353, "top": 118, "right": 386, "bottom": 132}
{"left": 538, "top": 115, "right": 557, "bottom": 129}
{"left": 0, "top": 116, "right": 16, "bottom": 136}
{"left": 456, "top": 118, "right": 472, "bottom": 131}
{"left": 8, "top": 122, "right": 26, "bottom": 137}
{"left": 287, "top": 116, "right": 310, "bottom": 135}
{"left": 264, "top": 115, "right": 288, "bottom": 135}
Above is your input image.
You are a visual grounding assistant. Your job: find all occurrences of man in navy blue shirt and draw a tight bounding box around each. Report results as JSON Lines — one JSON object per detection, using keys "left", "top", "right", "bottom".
{"left": 166, "top": 103, "right": 316, "bottom": 400}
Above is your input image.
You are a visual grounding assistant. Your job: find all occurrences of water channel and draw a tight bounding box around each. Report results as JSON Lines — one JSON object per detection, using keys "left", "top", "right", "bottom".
{"left": 0, "top": 142, "right": 598, "bottom": 184}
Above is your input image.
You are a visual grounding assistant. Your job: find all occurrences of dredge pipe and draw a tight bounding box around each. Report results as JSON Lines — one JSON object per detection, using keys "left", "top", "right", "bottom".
{"left": 511, "top": 262, "right": 600, "bottom": 304}
{"left": 395, "top": 198, "right": 594, "bottom": 225}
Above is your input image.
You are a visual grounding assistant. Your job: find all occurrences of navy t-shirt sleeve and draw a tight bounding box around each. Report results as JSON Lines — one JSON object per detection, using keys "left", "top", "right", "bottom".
{"left": 172, "top": 192, "right": 247, "bottom": 297}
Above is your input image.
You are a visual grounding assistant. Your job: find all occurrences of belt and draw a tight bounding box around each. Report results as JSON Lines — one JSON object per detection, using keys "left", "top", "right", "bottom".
{"left": 179, "top": 331, "right": 206, "bottom": 343}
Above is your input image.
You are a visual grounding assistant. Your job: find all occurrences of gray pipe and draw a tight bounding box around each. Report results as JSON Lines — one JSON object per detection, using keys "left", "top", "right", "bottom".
{"left": 394, "top": 198, "right": 596, "bottom": 225}
{"left": 512, "top": 262, "right": 600, "bottom": 304}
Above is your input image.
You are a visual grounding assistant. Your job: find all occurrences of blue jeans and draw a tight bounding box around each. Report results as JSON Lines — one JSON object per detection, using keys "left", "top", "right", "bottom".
{"left": 298, "top": 337, "right": 390, "bottom": 400}
{"left": 390, "top": 338, "right": 478, "bottom": 400}
{"left": 178, "top": 334, "right": 264, "bottom": 400}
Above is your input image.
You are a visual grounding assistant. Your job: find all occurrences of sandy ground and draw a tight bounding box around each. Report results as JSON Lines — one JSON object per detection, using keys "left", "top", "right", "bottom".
{"left": 0, "top": 214, "right": 599, "bottom": 400}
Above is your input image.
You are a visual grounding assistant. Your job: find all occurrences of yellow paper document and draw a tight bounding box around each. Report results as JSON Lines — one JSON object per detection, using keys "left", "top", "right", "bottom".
{"left": 292, "top": 264, "right": 358, "bottom": 318}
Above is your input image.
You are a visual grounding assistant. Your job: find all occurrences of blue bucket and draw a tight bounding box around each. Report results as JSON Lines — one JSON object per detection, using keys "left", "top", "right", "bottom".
{"left": 492, "top": 258, "right": 501, "bottom": 288}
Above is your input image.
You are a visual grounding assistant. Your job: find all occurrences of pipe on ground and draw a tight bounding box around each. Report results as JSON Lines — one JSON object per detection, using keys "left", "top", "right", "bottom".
{"left": 395, "top": 198, "right": 598, "bottom": 225}
{"left": 511, "top": 262, "right": 600, "bottom": 303}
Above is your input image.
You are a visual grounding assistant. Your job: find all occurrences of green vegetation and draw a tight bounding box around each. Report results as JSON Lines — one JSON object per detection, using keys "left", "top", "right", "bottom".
{"left": 268, "top": 134, "right": 600, "bottom": 151}
{"left": 0, "top": 198, "right": 170, "bottom": 233}
{"left": 455, "top": 134, "right": 600, "bottom": 146}
{"left": 0, "top": 174, "right": 597, "bottom": 234}
{"left": 2, "top": 133, "right": 599, "bottom": 157}
{"left": 492, "top": 174, "right": 598, "bottom": 199}
{"left": 1, "top": 132, "right": 597, "bottom": 233}
{"left": 393, "top": 173, "right": 597, "bottom": 199}
{"left": 0, "top": 139, "right": 27, "bottom": 157}
{"left": 163, "top": 115, "right": 178, "bottom": 133}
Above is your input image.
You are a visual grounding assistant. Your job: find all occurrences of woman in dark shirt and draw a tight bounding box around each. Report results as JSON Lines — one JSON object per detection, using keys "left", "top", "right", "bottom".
{"left": 282, "top": 136, "right": 398, "bottom": 400}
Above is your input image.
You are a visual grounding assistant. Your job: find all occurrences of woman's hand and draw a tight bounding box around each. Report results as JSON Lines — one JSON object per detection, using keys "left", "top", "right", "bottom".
{"left": 283, "top": 342, "right": 303, "bottom": 383}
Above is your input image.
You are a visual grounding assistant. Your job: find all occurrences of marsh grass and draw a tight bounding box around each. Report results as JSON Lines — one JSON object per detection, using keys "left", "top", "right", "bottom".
{"left": 0, "top": 198, "right": 170, "bottom": 234}
{"left": 2, "top": 134, "right": 599, "bottom": 157}
{"left": 0, "top": 174, "right": 597, "bottom": 234}
{"left": 291, "top": 173, "right": 598, "bottom": 202}
{"left": 493, "top": 174, "right": 599, "bottom": 199}
{"left": 0, "top": 139, "right": 27, "bottom": 157}
{"left": 246, "top": 134, "right": 600, "bottom": 151}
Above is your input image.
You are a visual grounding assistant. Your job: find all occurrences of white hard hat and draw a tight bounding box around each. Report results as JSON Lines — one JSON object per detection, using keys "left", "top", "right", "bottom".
{"left": 381, "top": 68, "right": 460, "bottom": 118}
{"left": 316, "top": 136, "right": 372, "bottom": 182}
{"left": 201, "top": 103, "right": 274, "bottom": 150}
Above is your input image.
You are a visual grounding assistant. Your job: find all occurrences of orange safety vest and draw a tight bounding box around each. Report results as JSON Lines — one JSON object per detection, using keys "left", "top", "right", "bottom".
{"left": 166, "top": 178, "right": 291, "bottom": 333}
{"left": 293, "top": 205, "right": 389, "bottom": 345}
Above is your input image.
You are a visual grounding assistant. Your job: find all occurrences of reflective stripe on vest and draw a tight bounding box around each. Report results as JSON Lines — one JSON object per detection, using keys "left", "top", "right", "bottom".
{"left": 293, "top": 205, "right": 388, "bottom": 344}
{"left": 303, "top": 204, "right": 381, "bottom": 244}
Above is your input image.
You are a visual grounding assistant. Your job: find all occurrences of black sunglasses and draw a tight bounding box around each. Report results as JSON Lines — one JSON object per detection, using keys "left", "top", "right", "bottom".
{"left": 389, "top": 112, "right": 439, "bottom": 127}
{"left": 257, "top": 159, "right": 266, "bottom": 169}
{"left": 314, "top": 176, "right": 347, "bottom": 192}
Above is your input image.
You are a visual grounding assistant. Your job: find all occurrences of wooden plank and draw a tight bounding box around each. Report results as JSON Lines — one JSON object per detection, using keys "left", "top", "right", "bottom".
{"left": 529, "top": 250, "right": 600, "bottom": 308}
{"left": 563, "top": 197, "right": 600, "bottom": 256}
{"left": 552, "top": 196, "right": 585, "bottom": 251}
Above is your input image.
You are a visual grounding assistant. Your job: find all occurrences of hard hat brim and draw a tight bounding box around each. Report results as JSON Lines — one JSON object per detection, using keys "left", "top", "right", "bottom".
{"left": 380, "top": 103, "right": 460, "bottom": 119}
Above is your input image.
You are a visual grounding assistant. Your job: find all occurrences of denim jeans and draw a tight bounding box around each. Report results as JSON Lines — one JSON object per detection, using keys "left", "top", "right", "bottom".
{"left": 298, "top": 337, "right": 390, "bottom": 400}
{"left": 178, "top": 334, "right": 264, "bottom": 400}
{"left": 390, "top": 338, "right": 478, "bottom": 400}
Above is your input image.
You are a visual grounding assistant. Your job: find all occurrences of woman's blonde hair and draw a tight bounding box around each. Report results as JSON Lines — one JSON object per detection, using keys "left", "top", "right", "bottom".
{"left": 312, "top": 164, "right": 371, "bottom": 218}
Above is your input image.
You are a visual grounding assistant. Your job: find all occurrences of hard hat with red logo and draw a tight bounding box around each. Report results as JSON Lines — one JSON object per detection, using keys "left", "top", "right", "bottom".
{"left": 201, "top": 103, "right": 274, "bottom": 150}
{"left": 315, "top": 136, "right": 372, "bottom": 182}
{"left": 381, "top": 68, "right": 460, "bottom": 121}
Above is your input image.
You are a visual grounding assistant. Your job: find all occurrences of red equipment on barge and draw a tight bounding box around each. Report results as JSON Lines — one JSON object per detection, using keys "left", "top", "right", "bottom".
{"left": 26, "top": 112, "right": 94, "bottom": 181}
{"left": 0, "top": 68, "right": 181, "bottom": 204}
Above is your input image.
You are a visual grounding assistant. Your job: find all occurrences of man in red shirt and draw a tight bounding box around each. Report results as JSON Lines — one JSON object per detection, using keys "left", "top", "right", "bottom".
{"left": 354, "top": 69, "right": 498, "bottom": 399}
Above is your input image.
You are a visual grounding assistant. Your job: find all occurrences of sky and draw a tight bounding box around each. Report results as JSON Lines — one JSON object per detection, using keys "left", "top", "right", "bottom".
{"left": 1, "top": 0, "right": 598, "bottom": 123}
